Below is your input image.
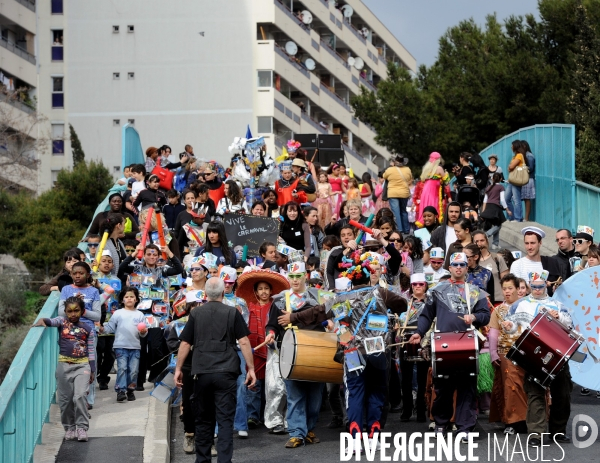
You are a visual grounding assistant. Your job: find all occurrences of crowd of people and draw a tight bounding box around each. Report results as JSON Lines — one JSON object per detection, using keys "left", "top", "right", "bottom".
{"left": 34, "top": 139, "right": 598, "bottom": 461}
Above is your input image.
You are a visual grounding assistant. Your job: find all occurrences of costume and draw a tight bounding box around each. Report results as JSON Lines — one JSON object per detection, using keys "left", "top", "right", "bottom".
{"left": 374, "top": 181, "right": 389, "bottom": 210}
{"left": 416, "top": 278, "right": 490, "bottom": 434}
{"left": 360, "top": 183, "right": 376, "bottom": 216}
{"left": 328, "top": 175, "right": 344, "bottom": 216}
{"left": 312, "top": 182, "right": 333, "bottom": 230}
{"left": 413, "top": 166, "right": 451, "bottom": 228}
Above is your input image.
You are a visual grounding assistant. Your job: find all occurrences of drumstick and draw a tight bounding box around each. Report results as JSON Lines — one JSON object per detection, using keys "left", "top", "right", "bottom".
{"left": 252, "top": 340, "right": 269, "bottom": 352}
{"left": 386, "top": 341, "right": 410, "bottom": 349}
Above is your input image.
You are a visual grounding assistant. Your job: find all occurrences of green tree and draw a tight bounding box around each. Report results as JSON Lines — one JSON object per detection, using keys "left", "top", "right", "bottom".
{"left": 70, "top": 124, "right": 85, "bottom": 167}
{"left": 565, "top": 3, "right": 600, "bottom": 186}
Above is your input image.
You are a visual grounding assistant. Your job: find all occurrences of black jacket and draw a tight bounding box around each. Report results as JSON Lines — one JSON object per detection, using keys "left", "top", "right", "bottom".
{"left": 431, "top": 202, "right": 463, "bottom": 255}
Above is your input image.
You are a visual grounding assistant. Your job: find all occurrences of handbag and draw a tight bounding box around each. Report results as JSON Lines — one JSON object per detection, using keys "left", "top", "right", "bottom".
{"left": 151, "top": 157, "right": 174, "bottom": 190}
{"left": 381, "top": 181, "right": 389, "bottom": 201}
{"left": 508, "top": 165, "right": 529, "bottom": 187}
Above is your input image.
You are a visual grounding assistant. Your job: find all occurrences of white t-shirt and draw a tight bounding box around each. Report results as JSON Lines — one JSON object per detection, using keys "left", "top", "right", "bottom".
{"left": 131, "top": 180, "right": 145, "bottom": 199}
{"left": 445, "top": 225, "right": 455, "bottom": 254}
{"left": 509, "top": 257, "right": 544, "bottom": 280}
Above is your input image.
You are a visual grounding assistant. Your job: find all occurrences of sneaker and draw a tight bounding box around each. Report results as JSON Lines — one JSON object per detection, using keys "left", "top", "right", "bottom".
{"left": 367, "top": 436, "right": 381, "bottom": 451}
{"left": 305, "top": 430, "right": 320, "bottom": 444}
{"left": 238, "top": 430, "right": 248, "bottom": 439}
{"left": 269, "top": 424, "right": 286, "bottom": 434}
{"left": 211, "top": 445, "right": 217, "bottom": 457}
{"left": 428, "top": 422, "right": 435, "bottom": 430}
{"left": 98, "top": 382, "right": 108, "bottom": 391}
{"left": 117, "top": 391, "right": 127, "bottom": 402}
{"left": 285, "top": 437, "right": 304, "bottom": 448}
{"left": 434, "top": 426, "right": 445, "bottom": 438}
{"left": 64, "top": 429, "right": 76, "bottom": 441}
{"left": 76, "top": 428, "right": 88, "bottom": 442}
{"left": 504, "top": 426, "right": 516, "bottom": 435}
{"left": 345, "top": 438, "right": 362, "bottom": 455}
{"left": 451, "top": 423, "right": 457, "bottom": 431}
{"left": 127, "top": 391, "right": 136, "bottom": 401}
{"left": 596, "top": 391, "right": 600, "bottom": 399}
{"left": 183, "top": 433, "right": 195, "bottom": 454}
{"left": 327, "top": 417, "right": 344, "bottom": 429}
{"left": 461, "top": 433, "right": 470, "bottom": 444}
{"left": 581, "top": 388, "right": 591, "bottom": 396}
{"left": 247, "top": 418, "right": 260, "bottom": 429}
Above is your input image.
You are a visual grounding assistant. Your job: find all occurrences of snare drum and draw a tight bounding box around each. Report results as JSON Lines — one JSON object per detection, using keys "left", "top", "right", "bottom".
{"left": 279, "top": 329, "right": 343, "bottom": 384}
{"left": 507, "top": 311, "right": 583, "bottom": 387}
{"left": 400, "top": 332, "right": 425, "bottom": 362}
{"left": 431, "top": 331, "right": 479, "bottom": 378}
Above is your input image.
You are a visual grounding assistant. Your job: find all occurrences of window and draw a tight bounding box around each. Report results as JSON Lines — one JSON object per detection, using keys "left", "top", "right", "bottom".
{"left": 128, "top": 119, "right": 135, "bottom": 125}
{"left": 52, "top": 123, "right": 65, "bottom": 155}
{"left": 113, "top": 72, "right": 120, "bottom": 80}
{"left": 51, "top": 30, "right": 64, "bottom": 61}
{"left": 51, "top": 170, "right": 61, "bottom": 186}
{"left": 52, "top": 77, "right": 64, "bottom": 108}
{"left": 257, "top": 117, "right": 272, "bottom": 133}
{"left": 127, "top": 25, "right": 134, "bottom": 33}
{"left": 257, "top": 70, "right": 272, "bottom": 88}
{"left": 128, "top": 72, "right": 135, "bottom": 80}
{"left": 114, "top": 166, "right": 121, "bottom": 172}
{"left": 113, "top": 119, "right": 120, "bottom": 126}
{"left": 51, "top": 0, "right": 63, "bottom": 14}
{"left": 113, "top": 25, "right": 120, "bottom": 33}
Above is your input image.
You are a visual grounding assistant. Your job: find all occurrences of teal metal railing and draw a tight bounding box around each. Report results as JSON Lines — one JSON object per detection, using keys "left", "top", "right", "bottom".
{"left": 0, "top": 293, "right": 60, "bottom": 463}
{"left": 575, "top": 181, "right": 600, "bottom": 235}
{"left": 121, "top": 123, "right": 144, "bottom": 174}
{"left": 478, "top": 124, "right": 577, "bottom": 231}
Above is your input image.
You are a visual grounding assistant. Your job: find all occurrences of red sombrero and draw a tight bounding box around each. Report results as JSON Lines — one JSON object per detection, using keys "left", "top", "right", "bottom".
{"left": 235, "top": 269, "right": 290, "bottom": 304}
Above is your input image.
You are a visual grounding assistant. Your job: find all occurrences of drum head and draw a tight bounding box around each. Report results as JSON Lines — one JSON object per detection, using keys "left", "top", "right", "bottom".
{"left": 279, "top": 329, "right": 297, "bottom": 379}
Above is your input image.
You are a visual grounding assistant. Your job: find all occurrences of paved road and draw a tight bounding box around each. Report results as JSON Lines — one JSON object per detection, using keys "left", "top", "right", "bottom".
{"left": 170, "top": 388, "right": 600, "bottom": 463}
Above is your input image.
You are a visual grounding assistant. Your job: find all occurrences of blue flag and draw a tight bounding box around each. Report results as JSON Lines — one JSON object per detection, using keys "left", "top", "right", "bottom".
{"left": 245, "top": 125, "right": 253, "bottom": 139}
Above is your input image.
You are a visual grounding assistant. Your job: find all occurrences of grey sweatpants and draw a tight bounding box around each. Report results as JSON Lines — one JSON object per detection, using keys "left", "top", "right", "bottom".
{"left": 56, "top": 362, "right": 91, "bottom": 431}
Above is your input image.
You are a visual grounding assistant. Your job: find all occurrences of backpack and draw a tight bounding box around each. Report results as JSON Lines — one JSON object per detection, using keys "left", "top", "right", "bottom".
{"left": 173, "top": 167, "right": 188, "bottom": 192}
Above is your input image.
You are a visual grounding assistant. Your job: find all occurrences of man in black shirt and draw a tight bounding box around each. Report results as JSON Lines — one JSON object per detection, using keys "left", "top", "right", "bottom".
{"left": 175, "top": 278, "right": 256, "bottom": 463}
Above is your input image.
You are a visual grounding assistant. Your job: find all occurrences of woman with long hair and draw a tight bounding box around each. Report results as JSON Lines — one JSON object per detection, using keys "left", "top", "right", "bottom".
{"left": 100, "top": 212, "right": 127, "bottom": 275}
{"left": 217, "top": 180, "right": 248, "bottom": 214}
{"left": 444, "top": 217, "right": 473, "bottom": 269}
{"left": 303, "top": 206, "right": 325, "bottom": 254}
{"left": 360, "top": 172, "right": 376, "bottom": 216}
{"left": 480, "top": 172, "right": 510, "bottom": 249}
{"left": 262, "top": 189, "right": 280, "bottom": 218}
{"left": 279, "top": 201, "right": 311, "bottom": 259}
{"left": 520, "top": 140, "right": 535, "bottom": 221}
{"left": 374, "top": 171, "right": 389, "bottom": 210}
{"left": 193, "top": 221, "right": 236, "bottom": 266}
{"left": 505, "top": 140, "right": 526, "bottom": 222}
{"left": 413, "top": 152, "right": 451, "bottom": 228}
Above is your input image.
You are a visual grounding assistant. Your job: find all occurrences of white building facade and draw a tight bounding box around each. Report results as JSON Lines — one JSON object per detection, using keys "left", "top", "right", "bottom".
{"left": 33, "top": 0, "right": 415, "bottom": 190}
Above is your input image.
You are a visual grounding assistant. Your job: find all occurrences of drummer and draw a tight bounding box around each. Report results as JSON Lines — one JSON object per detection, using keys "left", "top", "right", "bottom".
{"left": 409, "top": 252, "right": 490, "bottom": 442}
{"left": 398, "top": 273, "right": 429, "bottom": 423}
{"left": 500, "top": 271, "right": 573, "bottom": 447}
{"left": 264, "top": 262, "right": 326, "bottom": 449}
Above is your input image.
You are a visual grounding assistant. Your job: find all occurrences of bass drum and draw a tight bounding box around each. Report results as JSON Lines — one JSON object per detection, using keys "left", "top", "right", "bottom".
{"left": 279, "top": 329, "right": 343, "bottom": 384}
{"left": 431, "top": 331, "right": 479, "bottom": 378}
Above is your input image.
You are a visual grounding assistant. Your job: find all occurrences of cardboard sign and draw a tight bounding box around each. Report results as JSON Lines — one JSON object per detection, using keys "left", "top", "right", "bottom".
{"left": 222, "top": 212, "right": 280, "bottom": 257}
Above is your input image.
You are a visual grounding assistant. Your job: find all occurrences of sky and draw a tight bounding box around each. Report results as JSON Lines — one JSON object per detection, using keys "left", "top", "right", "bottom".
{"left": 362, "top": 0, "right": 540, "bottom": 67}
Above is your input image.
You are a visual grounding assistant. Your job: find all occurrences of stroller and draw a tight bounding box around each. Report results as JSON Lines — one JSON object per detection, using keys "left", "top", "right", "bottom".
{"left": 456, "top": 185, "right": 481, "bottom": 225}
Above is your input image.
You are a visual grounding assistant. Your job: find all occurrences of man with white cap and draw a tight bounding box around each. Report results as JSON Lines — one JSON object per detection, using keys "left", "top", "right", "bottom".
{"left": 501, "top": 271, "right": 573, "bottom": 447}
{"left": 423, "top": 247, "right": 450, "bottom": 288}
{"left": 510, "top": 226, "right": 568, "bottom": 295}
{"left": 264, "top": 262, "right": 326, "bottom": 448}
{"left": 569, "top": 225, "right": 595, "bottom": 273}
{"left": 409, "top": 252, "right": 490, "bottom": 442}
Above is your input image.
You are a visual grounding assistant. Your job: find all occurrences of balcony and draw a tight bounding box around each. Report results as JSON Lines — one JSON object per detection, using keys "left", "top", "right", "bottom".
{"left": 14, "top": 0, "right": 35, "bottom": 12}
{"left": 343, "top": 21, "right": 367, "bottom": 45}
{"left": 301, "top": 112, "right": 327, "bottom": 134}
{"left": 0, "top": 37, "right": 35, "bottom": 64}
{"left": 359, "top": 76, "right": 376, "bottom": 93}
{"left": 274, "top": 0, "right": 309, "bottom": 34}
{"left": 319, "top": 82, "right": 351, "bottom": 111}
{"left": 320, "top": 40, "right": 350, "bottom": 70}
{"left": 343, "top": 143, "right": 366, "bottom": 165}
{"left": 3, "top": 94, "right": 35, "bottom": 114}
{"left": 51, "top": 46, "right": 63, "bottom": 61}
{"left": 274, "top": 43, "right": 310, "bottom": 78}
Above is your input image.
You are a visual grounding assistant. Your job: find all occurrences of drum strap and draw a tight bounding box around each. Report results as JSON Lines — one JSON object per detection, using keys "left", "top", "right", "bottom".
{"left": 465, "top": 282, "right": 486, "bottom": 343}
{"left": 353, "top": 298, "right": 377, "bottom": 336}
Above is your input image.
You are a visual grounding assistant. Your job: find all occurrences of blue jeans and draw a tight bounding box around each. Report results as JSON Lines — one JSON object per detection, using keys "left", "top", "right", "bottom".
{"left": 234, "top": 350, "right": 248, "bottom": 431}
{"left": 246, "top": 379, "right": 264, "bottom": 422}
{"left": 114, "top": 348, "right": 140, "bottom": 392}
{"left": 388, "top": 197, "right": 410, "bottom": 233}
{"left": 284, "top": 380, "right": 324, "bottom": 439}
{"left": 504, "top": 183, "right": 522, "bottom": 222}
{"left": 486, "top": 225, "right": 501, "bottom": 246}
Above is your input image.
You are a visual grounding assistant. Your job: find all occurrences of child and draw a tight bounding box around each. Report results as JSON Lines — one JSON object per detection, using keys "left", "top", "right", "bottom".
{"left": 346, "top": 178, "right": 360, "bottom": 200}
{"left": 130, "top": 164, "right": 147, "bottom": 201}
{"left": 422, "top": 247, "right": 450, "bottom": 288}
{"left": 117, "top": 165, "right": 132, "bottom": 185}
{"left": 101, "top": 287, "right": 148, "bottom": 402}
{"left": 163, "top": 189, "right": 185, "bottom": 229}
{"left": 313, "top": 172, "right": 333, "bottom": 229}
{"left": 33, "top": 296, "right": 96, "bottom": 442}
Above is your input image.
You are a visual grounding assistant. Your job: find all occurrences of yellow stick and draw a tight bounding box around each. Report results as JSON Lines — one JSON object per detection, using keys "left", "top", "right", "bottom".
{"left": 285, "top": 290, "right": 293, "bottom": 330}
{"left": 92, "top": 230, "right": 109, "bottom": 272}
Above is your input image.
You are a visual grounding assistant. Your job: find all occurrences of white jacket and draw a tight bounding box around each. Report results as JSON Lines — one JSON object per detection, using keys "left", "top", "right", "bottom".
{"left": 503, "top": 295, "right": 572, "bottom": 334}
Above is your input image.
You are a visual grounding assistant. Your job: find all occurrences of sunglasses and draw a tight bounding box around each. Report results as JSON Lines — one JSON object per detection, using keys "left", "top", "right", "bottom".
{"left": 530, "top": 284, "right": 546, "bottom": 290}
{"left": 572, "top": 239, "right": 588, "bottom": 245}
{"left": 430, "top": 260, "right": 444, "bottom": 264}
{"left": 288, "top": 273, "right": 304, "bottom": 279}
{"left": 190, "top": 267, "right": 204, "bottom": 272}
{"left": 125, "top": 248, "right": 136, "bottom": 254}
{"left": 88, "top": 243, "right": 99, "bottom": 248}
{"left": 224, "top": 281, "right": 235, "bottom": 285}
{"left": 388, "top": 238, "right": 403, "bottom": 243}
{"left": 411, "top": 282, "right": 427, "bottom": 287}
{"left": 450, "top": 262, "right": 467, "bottom": 268}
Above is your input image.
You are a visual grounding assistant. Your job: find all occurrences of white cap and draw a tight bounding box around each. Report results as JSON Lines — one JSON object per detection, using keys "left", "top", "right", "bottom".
{"left": 219, "top": 266, "right": 237, "bottom": 282}
{"left": 101, "top": 250, "right": 113, "bottom": 258}
{"left": 410, "top": 273, "right": 427, "bottom": 284}
{"left": 429, "top": 247, "right": 445, "bottom": 260}
{"left": 521, "top": 226, "right": 546, "bottom": 239}
{"left": 287, "top": 262, "right": 306, "bottom": 274}
{"left": 335, "top": 277, "right": 352, "bottom": 291}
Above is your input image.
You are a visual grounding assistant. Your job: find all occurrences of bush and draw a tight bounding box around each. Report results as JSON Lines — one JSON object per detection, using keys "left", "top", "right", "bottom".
{"left": 0, "top": 324, "right": 32, "bottom": 383}
{"left": 0, "top": 274, "right": 26, "bottom": 328}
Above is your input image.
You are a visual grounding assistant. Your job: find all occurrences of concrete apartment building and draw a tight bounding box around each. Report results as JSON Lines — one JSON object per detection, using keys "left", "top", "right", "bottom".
{"left": 6, "top": 0, "right": 415, "bottom": 192}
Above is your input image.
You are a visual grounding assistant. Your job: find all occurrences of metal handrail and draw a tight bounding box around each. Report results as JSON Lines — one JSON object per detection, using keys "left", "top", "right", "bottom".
{"left": 319, "top": 82, "right": 351, "bottom": 111}
{"left": 274, "top": 0, "right": 309, "bottom": 33}
{"left": 301, "top": 112, "right": 327, "bottom": 133}
{"left": 359, "top": 76, "right": 376, "bottom": 93}
{"left": 343, "top": 143, "right": 366, "bottom": 164}
{"left": 344, "top": 21, "right": 367, "bottom": 44}
{"left": 0, "top": 95, "right": 35, "bottom": 114}
{"left": 320, "top": 40, "right": 350, "bottom": 70}
{"left": 274, "top": 44, "right": 309, "bottom": 78}
{"left": 14, "top": 0, "right": 35, "bottom": 11}
{"left": 0, "top": 37, "right": 35, "bottom": 64}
